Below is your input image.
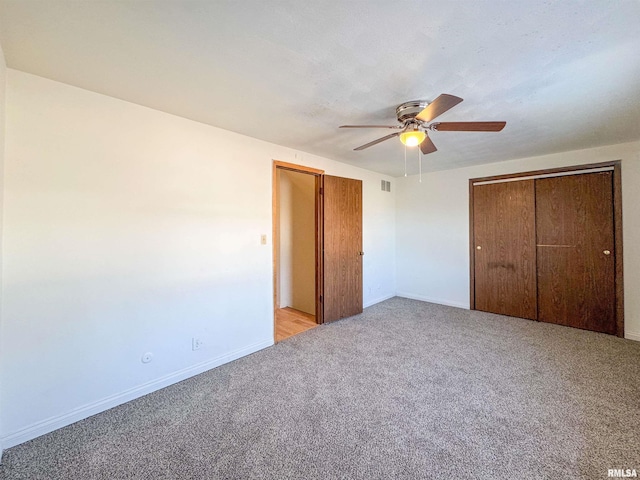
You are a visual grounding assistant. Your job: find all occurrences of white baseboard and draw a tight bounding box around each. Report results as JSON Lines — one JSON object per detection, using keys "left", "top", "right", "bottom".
{"left": 1, "top": 339, "right": 273, "bottom": 449}
{"left": 363, "top": 293, "right": 396, "bottom": 309}
{"left": 625, "top": 332, "right": 640, "bottom": 342}
{"left": 395, "top": 292, "right": 469, "bottom": 310}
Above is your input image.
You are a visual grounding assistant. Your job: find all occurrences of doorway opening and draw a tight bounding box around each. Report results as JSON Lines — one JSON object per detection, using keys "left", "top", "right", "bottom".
{"left": 273, "top": 161, "right": 324, "bottom": 342}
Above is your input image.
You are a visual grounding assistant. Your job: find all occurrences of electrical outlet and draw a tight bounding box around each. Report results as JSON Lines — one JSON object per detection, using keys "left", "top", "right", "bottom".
{"left": 260, "top": 234, "right": 267, "bottom": 245}
{"left": 192, "top": 337, "right": 203, "bottom": 351}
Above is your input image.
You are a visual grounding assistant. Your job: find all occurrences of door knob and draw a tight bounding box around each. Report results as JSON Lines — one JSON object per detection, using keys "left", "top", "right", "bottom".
{"left": 603, "top": 250, "right": 611, "bottom": 255}
{"left": 476, "top": 246, "right": 482, "bottom": 250}
{"left": 358, "top": 251, "right": 365, "bottom": 256}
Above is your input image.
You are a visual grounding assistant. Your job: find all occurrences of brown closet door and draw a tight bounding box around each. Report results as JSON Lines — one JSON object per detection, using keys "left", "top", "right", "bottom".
{"left": 536, "top": 172, "right": 616, "bottom": 333}
{"left": 473, "top": 180, "right": 537, "bottom": 319}
{"left": 323, "top": 175, "right": 363, "bottom": 323}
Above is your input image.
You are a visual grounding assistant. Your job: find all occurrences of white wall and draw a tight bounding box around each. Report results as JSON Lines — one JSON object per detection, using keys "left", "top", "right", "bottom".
{"left": 278, "top": 169, "right": 315, "bottom": 315}
{"left": 396, "top": 141, "right": 640, "bottom": 340}
{"left": 0, "top": 69, "right": 396, "bottom": 447}
{"left": 278, "top": 169, "right": 293, "bottom": 308}
{"left": 0, "top": 42, "right": 7, "bottom": 459}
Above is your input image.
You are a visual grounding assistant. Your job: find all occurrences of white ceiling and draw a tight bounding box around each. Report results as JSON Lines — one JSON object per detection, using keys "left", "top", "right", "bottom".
{"left": 1, "top": 1, "right": 639, "bottom": 177}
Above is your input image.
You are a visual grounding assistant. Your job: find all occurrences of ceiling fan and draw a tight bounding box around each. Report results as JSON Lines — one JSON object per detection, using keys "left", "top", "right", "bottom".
{"left": 339, "top": 94, "right": 506, "bottom": 154}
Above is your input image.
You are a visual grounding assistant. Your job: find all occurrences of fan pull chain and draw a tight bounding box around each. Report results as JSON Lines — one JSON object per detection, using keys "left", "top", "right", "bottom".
{"left": 418, "top": 147, "right": 422, "bottom": 183}
{"left": 404, "top": 145, "right": 407, "bottom": 177}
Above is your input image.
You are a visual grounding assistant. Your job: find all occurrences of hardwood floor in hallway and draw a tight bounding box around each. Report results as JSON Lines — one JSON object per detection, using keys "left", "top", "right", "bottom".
{"left": 275, "top": 307, "right": 318, "bottom": 342}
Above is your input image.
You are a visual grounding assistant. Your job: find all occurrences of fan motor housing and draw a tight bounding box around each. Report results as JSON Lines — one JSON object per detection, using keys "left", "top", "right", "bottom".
{"left": 396, "top": 100, "right": 430, "bottom": 123}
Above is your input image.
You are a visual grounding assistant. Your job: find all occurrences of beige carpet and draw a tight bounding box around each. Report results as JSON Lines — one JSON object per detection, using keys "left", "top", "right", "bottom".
{"left": 1, "top": 297, "right": 639, "bottom": 479}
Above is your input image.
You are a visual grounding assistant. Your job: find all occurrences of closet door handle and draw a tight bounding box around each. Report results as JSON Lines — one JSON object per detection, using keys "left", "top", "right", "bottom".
{"left": 603, "top": 250, "right": 611, "bottom": 255}
{"left": 536, "top": 244, "right": 576, "bottom": 248}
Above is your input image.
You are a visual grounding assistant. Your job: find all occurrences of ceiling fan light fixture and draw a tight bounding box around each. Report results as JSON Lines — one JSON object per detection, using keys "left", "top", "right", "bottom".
{"left": 341, "top": 94, "right": 506, "bottom": 153}
{"left": 399, "top": 129, "right": 426, "bottom": 147}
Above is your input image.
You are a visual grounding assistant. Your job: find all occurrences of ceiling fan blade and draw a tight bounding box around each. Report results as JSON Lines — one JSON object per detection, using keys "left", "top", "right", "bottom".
{"left": 415, "top": 94, "right": 463, "bottom": 122}
{"left": 420, "top": 135, "right": 438, "bottom": 155}
{"left": 340, "top": 125, "right": 403, "bottom": 129}
{"left": 354, "top": 132, "right": 400, "bottom": 151}
{"left": 432, "top": 121, "right": 506, "bottom": 132}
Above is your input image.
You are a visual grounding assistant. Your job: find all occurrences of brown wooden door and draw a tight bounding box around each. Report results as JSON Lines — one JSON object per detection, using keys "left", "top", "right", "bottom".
{"left": 536, "top": 172, "right": 616, "bottom": 333}
{"left": 473, "top": 180, "right": 537, "bottom": 319}
{"left": 323, "top": 175, "right": 363, "bottom": 323}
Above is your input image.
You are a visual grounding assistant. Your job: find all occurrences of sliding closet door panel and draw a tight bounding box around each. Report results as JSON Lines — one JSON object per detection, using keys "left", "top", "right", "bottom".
{"left": 473, "top": 180, "right": 537, "bottom": 319}
{"left": 536, "top": 172, "right": 615, "bottom": 333}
